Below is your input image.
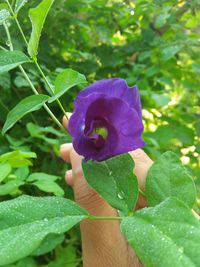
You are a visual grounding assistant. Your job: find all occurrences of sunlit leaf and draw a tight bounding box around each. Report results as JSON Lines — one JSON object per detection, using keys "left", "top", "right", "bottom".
{"left": 48, "top": 68, "right": 87, "bottom": 103}
{"left": 28, "top": 0, "right": 55, "bottom": 57}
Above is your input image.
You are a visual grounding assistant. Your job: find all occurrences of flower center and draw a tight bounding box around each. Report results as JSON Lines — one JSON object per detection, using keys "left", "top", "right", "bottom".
{"left": 93, "top": 127, "right": 108, "bottom": 140}
{"left": 88, "top": 126, "right": 108, "bottom": 149}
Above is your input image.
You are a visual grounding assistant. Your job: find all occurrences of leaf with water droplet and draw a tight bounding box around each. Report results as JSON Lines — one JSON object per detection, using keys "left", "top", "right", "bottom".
{"left": 121, "top": 197, "right": 200, "bottom": 267}
{"left": 0, "top": 9, "right": 10, "bottom": 25}
{"left": 15, "top": 0, "right": 28, "bottom": 13}
{"left": 145, "top": 151, "right": 196, "bottom": 208}
{"left": 0, "top": 50, "right": 30, "bottom": 74}
{"left": 82, "top": 153, "right": 139, "bottom": 214}
{"left": 0, "top": 196, "right": 88, "bottom": 265}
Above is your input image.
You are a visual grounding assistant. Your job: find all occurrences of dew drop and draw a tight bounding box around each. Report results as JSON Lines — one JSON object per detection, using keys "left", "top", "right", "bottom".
{"left": 6, "top": 40, "right": 10, "bottom": 47}
{"left": 43, "top": 218, "right": 48, "bottom": 222}
{"left": 109, "top": 171, "right": 113, "bottom": 176}
{"left": 117, "top": 191, "right": 125, "bottom": 200}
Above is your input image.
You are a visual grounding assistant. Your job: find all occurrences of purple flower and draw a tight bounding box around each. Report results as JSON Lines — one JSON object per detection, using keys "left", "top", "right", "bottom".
{"left": 68, "top": 78, "right": 144, "bottom": 161}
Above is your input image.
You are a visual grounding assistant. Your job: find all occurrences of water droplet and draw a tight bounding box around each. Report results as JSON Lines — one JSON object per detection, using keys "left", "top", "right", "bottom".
{"left": 109, "top": 171, "right": 112, "bottom": 176}
{"left": 43, "top": 218, "right": 48, "bottom": 222}
{"left": 117, "top": 191, "right": 125, "bottom": 200}
{"left": 6, "top": 40, "right": 10, "bottom": 47}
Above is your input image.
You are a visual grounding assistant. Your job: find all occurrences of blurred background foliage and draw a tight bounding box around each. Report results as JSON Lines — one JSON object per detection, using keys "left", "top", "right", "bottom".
{"left": 0, "top": 0, "right": 200, "bottom": 266}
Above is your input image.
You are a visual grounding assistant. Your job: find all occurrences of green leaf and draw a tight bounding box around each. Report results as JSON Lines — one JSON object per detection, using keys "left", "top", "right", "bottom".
{"left": 14, "top": 0, "right": 28, "bottom": 13}
{"left": 145, "top": 151, "right": 196, "bottom": 208}
{"left": 32, "top": 233, "right": 65, "bottom": 256}
{"left": 2, "top": 94, "right": 49, "bottom": 135}
{"left": 161, "top": 45, "right": 183, "bottom": 61}
{"left": 0, "top": 51, "right": 30, "bottom": 73}
{"left": 0, "top": 150, "right": 36, "bottom": 168}
{"left": 155, "top": 12, "right": 170, "bottom": 29}
{"left": 0, "top": 163, "right": 12, "bottom": 183}
{"left": 0, "top": 9, "right": 10, "bottom": 25}
{"left": 48, "top": 69, "right": 87, "bottom": 103}
{"left": 121, "top": 197, "right": 200, "bottom": 267}
{"left": 27, "top": 173, "right": 64, "bottom": 196}
{"left": 47, "top": 245, "right": 77, "bottom": 267}
{"left": 0, "top": 195, "right": 88, "bottom": 265}
{"left": 0, "top": 180, "right": 24, "bottom": 196}
{"left": 82, "top": 154, "right": 138, "bottom": 214}
{"left": 28, "top": 0, "right": 55, "bottom": 57}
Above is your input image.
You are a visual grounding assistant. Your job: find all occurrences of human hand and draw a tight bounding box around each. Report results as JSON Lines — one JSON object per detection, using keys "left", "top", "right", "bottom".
{"left": 60, "top": 115, "right": 153, "bottom": 267}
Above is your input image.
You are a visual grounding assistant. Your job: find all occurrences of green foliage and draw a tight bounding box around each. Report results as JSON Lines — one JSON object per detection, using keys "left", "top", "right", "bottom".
{"left": 82, "top": 153, "right": 138, "bottom": 214}
{"left": 0, "top": 0, "right": 200, "bottom": 266}
{"left": 121, "top": 197, "right": 200, "bottom": 267}
{"left": 14, "top": 0, "right": 28, "bottom": 14}
{"left": 0, "top": 51, "right": 29, "bottom": 73}
{"left": 28, "top": 0, "right": 55, "bottom": 57}
{"left": 49, "top": 68, "right": 87, "bottom": 102}
{"left": 2, "top": 94, "right": 50, "bottom": 135}
{"left": 0, "top": 195, "right": 87, "bottom": 265}
{"left": 145, "top": 151, "right": 196, "bottom": 208}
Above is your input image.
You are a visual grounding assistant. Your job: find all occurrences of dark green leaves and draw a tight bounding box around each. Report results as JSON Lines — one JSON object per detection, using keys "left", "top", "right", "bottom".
{"left": 82, "top": 154, "right": 138, "bottom": 214}
{"left": 0, "top": 51, "right": 30, "bottom": 73}
{"left": 121, "top": 198, "right": 200, "bottom": 267}
{"left": 145, "top": 151, "right": 196, "bottom": 208}
{"left": 0, "top": 196, "right": 88, "bottom": 265}
{"left": 48, "top": 69, "right": 87, "bottom": 103}
{"left": 28, "top": 0, "right": 55, "bottom": 57}
{"left": 2, "top": 94, "right": 49, "bottom": 135}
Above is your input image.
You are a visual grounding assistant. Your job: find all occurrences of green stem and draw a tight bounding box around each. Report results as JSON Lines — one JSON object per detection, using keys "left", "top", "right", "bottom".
{"left": 6, "top": 0, "right": 68, "bottom": 119}
{"left": 88, "top": 215, "right": 124, "bottom": 221}
{"left": 0, "top": 45, "right": 7, "bottom": 51}
{"left": 34, "top": 59, "right": 68, "bottom": 118}
{"left": 3, "top": 22, "right": 13, "bottom": 51}
{"left": 3, "top": 22, "right": 65, "bottom": 131}
{"left": 19, "top": 66, "right": 65, "bottom": 130}
{"left": 139, "top": 188, "right": 146, "bottom": 197}
{"left": 6, "top": 0, "right": 28, "bottom": 46}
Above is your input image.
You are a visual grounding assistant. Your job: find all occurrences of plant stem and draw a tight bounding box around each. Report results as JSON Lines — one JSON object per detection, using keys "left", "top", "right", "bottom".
{"left": 19, "top": 66, "right": 65, "bottom": 130}
{"left": 139, "top": 188, "right": 146, "bottom": 197}
{"left": 6, "top": 0, "right": 68, "bottom": 119}
{"left": 0, "top": 45, "right": 7, "bottom": 51}
{"left": 34, "top": 59, "right": 68, "bottom": 118}
{"left": 3, "top": 22, "right": 65, "bottom": 131}
{"left": 88, "top": 215, "right": 124, "bottom": 221}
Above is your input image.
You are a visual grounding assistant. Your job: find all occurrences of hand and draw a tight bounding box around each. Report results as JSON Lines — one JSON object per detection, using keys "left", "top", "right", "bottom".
{"left": 60, "top": 115, "right": 153, "bottom": 267}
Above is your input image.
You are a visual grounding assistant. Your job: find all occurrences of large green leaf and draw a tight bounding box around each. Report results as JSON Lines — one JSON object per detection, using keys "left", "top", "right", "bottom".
{"left": 48, "top": 69, "right": 87, "bottom": 103}
{"left": 28, "top": 0, "right": 55, "bottom": 57}
{"left": 0, "top": 51, "right": 29, "bottom": 73}
{"left": 145, "top": 151, "right": 196, "bottom": 208}
{"left": 0, "top": 196, "right": 88, "bottom": 265}
{"left": 121, "top": 197, "right": 200, "bottom": 267}
{"left": 14, "top": 0, "right": 28, "bottom": 13}
{"left": 82, "top": 154, "right": 138, "bottom": 214}
{"left": 2, "top": 94, "right": 49, "bottom": 135}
